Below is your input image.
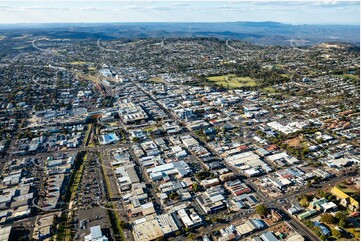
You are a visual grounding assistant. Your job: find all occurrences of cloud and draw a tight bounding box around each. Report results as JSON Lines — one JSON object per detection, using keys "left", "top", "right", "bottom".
{"left": 0, "top": 0, "right": 358, "bottom": 24}
{"left": 124, "top": 6, "right": 143, "bottom": 10}
{"left": 78, "top": 7, "right": 108, "bottom": 12}
{"left": 19, "top": 6, "right": 72, "bottom": 11}
{"left": 172, "top": 3, "right": 189, "bottom": 7}
{"left": 145, "top": 6, "right": 175, "bottom": 11}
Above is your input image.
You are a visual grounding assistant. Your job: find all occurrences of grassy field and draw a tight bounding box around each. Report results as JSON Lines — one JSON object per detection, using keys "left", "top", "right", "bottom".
{"left": 56, "top": 152, "right": 87, "bottom": 241}
{"left": 207, "top": 74, "right": 257, "bottom": 88}
{"left": 261, "top": 86, "right": 277, "bottom": 93}
{"left": 77, "top": 72, "right": 100, "bottom": 83}
{"left": 70, "top": 61, "right": 87, "bottom": 65}
{"left": 70, "top": 152, "right": 87, "bottom": 200}
{"left": 88, "top": 66, "right": 97, "bottom": 71}
{"left": 339, "top": 74, "right": 360, "bottom": 82}
{"left": 83, "top": 123, "right": 93, "bottom": 146}
{"left": 280, "top": 74, "right": 291, "bottom": 78}
{"left": 148, "top": 77, "right": 165, "bottom": 83}
{"left": 273, "top": 64, "right": 284, "bottom": 69}
{"left": 144, "top": 125, "right": 156, "bottom": 133}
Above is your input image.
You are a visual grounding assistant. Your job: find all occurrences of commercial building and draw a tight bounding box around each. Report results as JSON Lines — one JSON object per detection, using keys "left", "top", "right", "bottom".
{"left": 117, "top": 102, "right": 148, "bottom": 124}
{"left": 84, "top": 226, "right": 108, "bottom": 241}
{"left": 236, "top": 219, "right": 266, "bottom": 237}
{"left": 267, "top": 121, "right": 300, "bottom": 135}
{"left": 177, "top": 208, "right": 202, "bottom": 228}
{"left": 260, "top": 231, "right": 279, "bottom": 241}
{"left": 224, "top": 179, "right": 252, "bottom": 196}
{"left": 225, "top": 151, "right": 272, "bottom": 176}
{"left": 331, "top": 187, "right": 359, "bottom": 211}
{"left": 132, "top": 214, "right": 179, "bottom": 241}
{"left": 146, "top": 161, "right": 190, "bottom": 181}
{"left": 196, "top": 186, "right": 226, "bottom": 214}
{"left": 265, "top": 152, "right": 299, "bottom": 166}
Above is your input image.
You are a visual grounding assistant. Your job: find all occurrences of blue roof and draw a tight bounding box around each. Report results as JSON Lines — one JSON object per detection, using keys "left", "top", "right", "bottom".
{"left": 287, "top": 168, "right": 301, "bottom": 177}
{"left": 314, "top": 222, "right": 331, "bottom": 236}
{"left": 90, "top": 226, "right": 103, "bottom": 240}
{"left": 101, "top": 133, "right": 119, "bottom": 144}
{"left": 252, "top": 219, "right": 266, "bottom": 229}
{"left": 260, "top": 232, "right": 278, "bottom": 241}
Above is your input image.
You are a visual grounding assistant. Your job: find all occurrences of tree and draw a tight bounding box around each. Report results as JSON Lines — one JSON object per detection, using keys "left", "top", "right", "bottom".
{"left": 314, "top": 226, "right": 322, "bottom": 237}
{"left": 319, "top": 234, "right": 326, "bottom": 241}
{"left": 335, "top": 211, "right": 348, "bottom": 221}
{"left": 169, "top": 192, "right": 180, "bottom": 201}
{"left": 326, "top": 194, "right": 334, "bottom": 201}
{"left": 331, "top": 229, "right": 342, "bottom": 238}
{"left": 300, "top": 197, "right": 309, "bottom": 208}
{"left": 338, "top": 218, "right": 347, "bottom": 228}
{"left": 195, "top": 171, "right": 210, "bottom": 180}
{"left": 119, "top": 220, "right": 125, "bottom": 228}
{"left": 192, "top": 183, "right": 199, "bottom": 192}
{"left": 320, "top": 213, "right": 336, "bottom": 224}
{"left": 156, "top": 236, "right": 164, "bottom": 241}
{"left": 255, "top": 204, "right": 268, "bottom": 216}
{"left": 304, "top": 219, "right": 314, "bottom": 228}
{"left": 175, "top": 231, "right": 182, "bottom": 236}
{"left": 211, "top": 217, "right": 218, "bottom": 223}
{"left": 318, "top": 189, "right": 327, "bottom": 198}
{"left": 132, "top": 137, "right": 139, "bottom": 143}
{"left": 187, "top": 233, "right": 196, "bottom": 240}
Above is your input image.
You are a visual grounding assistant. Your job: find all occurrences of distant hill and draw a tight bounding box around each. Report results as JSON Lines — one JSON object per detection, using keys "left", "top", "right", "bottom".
{"left": 0, "top": 22, "right": 359, "bottom": 46}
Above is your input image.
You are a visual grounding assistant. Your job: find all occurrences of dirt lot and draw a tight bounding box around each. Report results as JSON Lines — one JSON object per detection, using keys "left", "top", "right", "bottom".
{"left": 284, "top": 137, "right": 304, "bottom": 148}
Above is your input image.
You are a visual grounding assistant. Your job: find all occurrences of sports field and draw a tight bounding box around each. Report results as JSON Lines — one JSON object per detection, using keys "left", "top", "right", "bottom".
{"left": 207, "top": 74, "right": 257, "bottom": 88}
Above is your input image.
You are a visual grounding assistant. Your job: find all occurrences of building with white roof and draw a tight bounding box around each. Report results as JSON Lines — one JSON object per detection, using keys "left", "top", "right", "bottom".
{"left": 0, "top": 225, "right": 11, "bottom": 241}
{"left": 225, "top": 151, "right": 272, "bottom": 175}
{"left": 117, "top": 102, "right": 148, "bottom": 124}
{"left": 177, "top": 208, "right": 202, "bottom": 228}
{"left": 146, "top": 161, "right": 190, "bottom": 181}
{"left": 196, "top": 186, "right": 227, "bottom": 214}
{"left": 266, "top": 152, "right": 299, "bottom": 166}
{"left": 84, "top": 226, "right": 108, "bottom": 241}
{"left": 267, "top": 121, "right": 300, "bottom": 135}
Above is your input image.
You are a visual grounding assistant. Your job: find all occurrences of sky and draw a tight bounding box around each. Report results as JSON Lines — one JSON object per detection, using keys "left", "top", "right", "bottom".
{"left": 0, "top": 0, "right": 359, "bottom": 25}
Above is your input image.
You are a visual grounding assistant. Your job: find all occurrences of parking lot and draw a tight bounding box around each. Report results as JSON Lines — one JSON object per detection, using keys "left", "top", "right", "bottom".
{"left": 75, "top": 207, "right": 111, "bottom": 240}
{"left": 70, "top": 153, "right": 113, "bottom": 240}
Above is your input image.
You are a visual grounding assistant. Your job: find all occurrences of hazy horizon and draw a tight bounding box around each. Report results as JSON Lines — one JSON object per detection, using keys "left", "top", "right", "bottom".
{"left": 0, "top": 1, "right": 359, "bottom": 25}
{"left": 0, "top": 21, "right": 359, "bottom": 26}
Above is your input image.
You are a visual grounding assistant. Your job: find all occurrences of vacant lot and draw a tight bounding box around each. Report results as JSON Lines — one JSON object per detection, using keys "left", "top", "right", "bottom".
{"left": 207, "top": 74, "right": 257, "bottom": 88}
{"left": 284, "top": 137, "right": 307, "bottom": 148}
